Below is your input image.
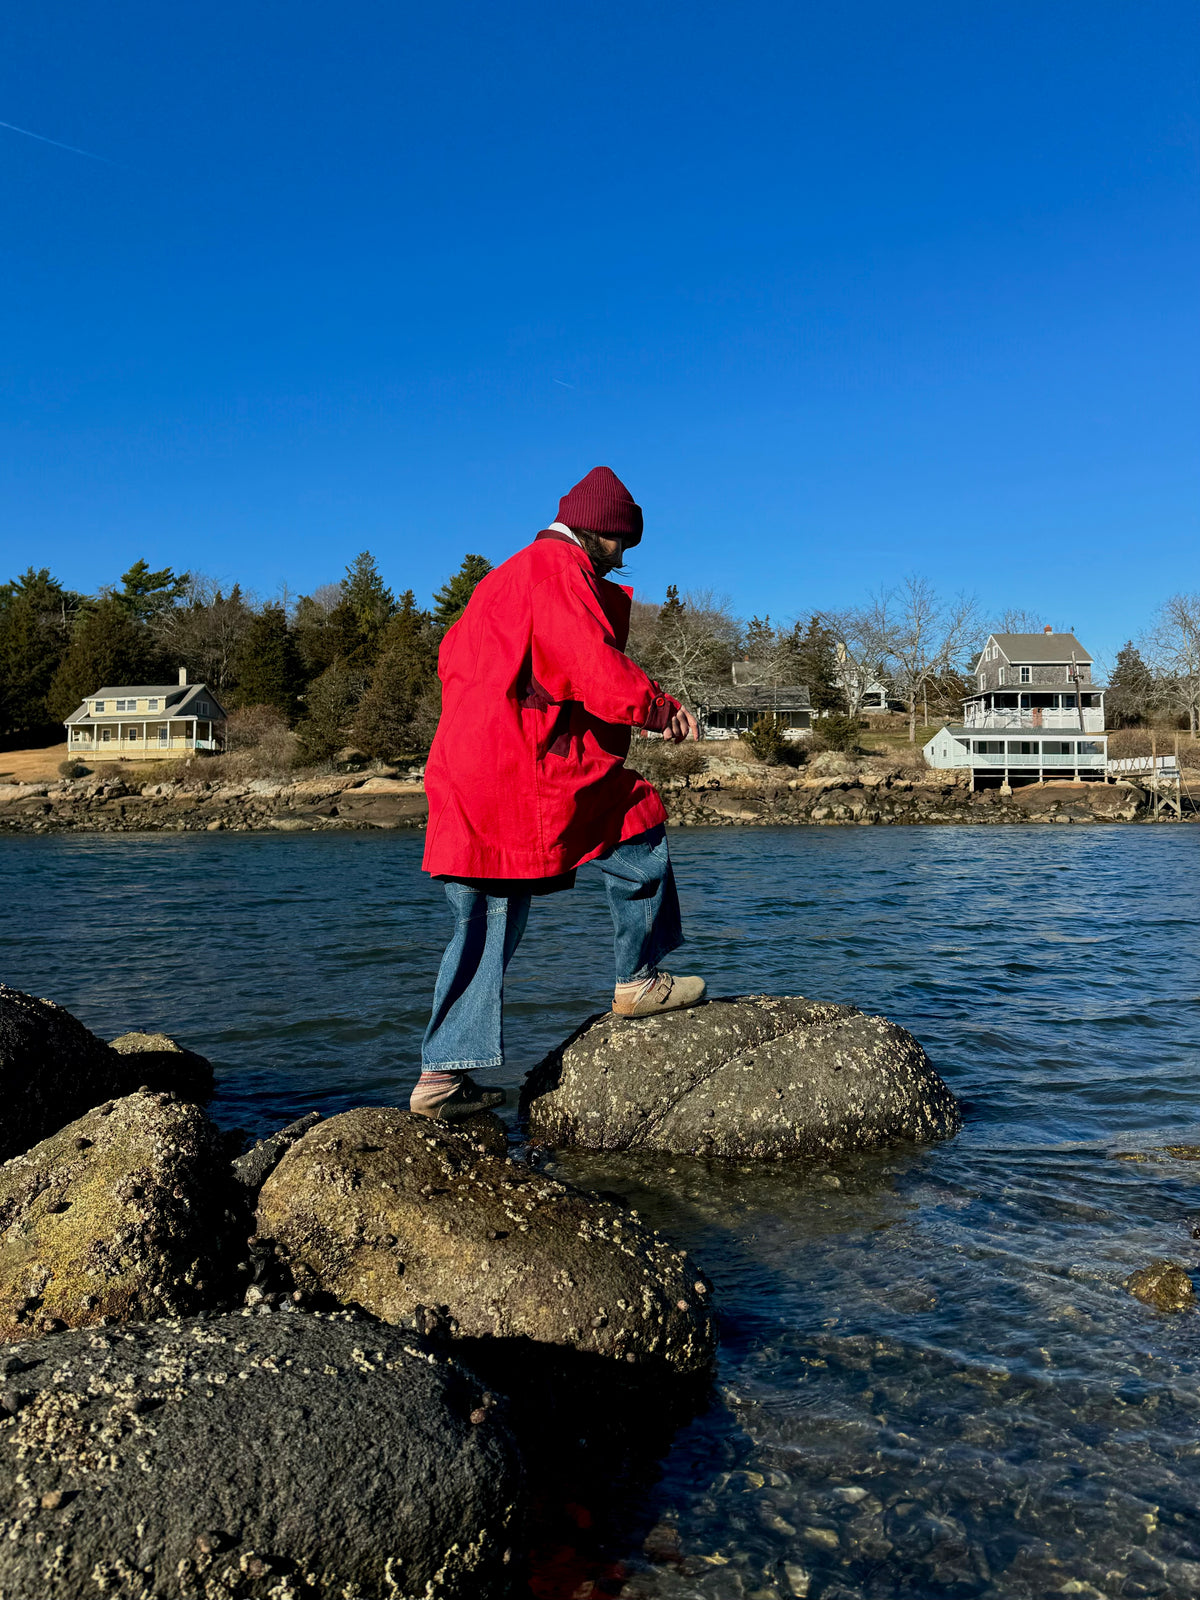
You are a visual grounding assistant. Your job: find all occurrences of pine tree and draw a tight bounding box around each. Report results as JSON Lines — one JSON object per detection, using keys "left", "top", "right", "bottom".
{"left": 0, "top": 568, "right": 79, "bottom": 736}
{"left": 294, "top": 664, "right": 368, "bottom": 763}
{"left": 352, "top": 592, "right": 439, "bottom": 757}
{"left": 322, "top": 552, "right": 397, "bottom": 669}
{"left": 47, "top": 596, "right": 164, "bottom": 720}
{"left": 792, "top": 615, "right": 843, "bottom": 713}
{"left": 432, "top": 555, "right": 493, "bottom": 629}
{"left": 231, "top": 604, "right": 305, "bottom": 722}
{"left": 117, "top": 560, "right": 190, "bottom": 622}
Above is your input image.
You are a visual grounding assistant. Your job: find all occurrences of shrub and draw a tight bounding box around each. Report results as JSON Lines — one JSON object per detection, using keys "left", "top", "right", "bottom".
{"left": 625, "top": 737, "right": 708, "bottom": 784}
{"left": 58, "top": 758, "right": 89, "bottom": 780}
{"left": 742, "top": 713, "right": 789, "bottom": 765}
{"left": 812, "top": 713, "right": 863, "bottom": 753}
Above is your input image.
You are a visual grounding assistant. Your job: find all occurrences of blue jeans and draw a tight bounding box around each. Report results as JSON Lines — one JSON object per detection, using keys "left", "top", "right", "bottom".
{"left": 421, "top": 825, "right": 683, "bottom": 1073}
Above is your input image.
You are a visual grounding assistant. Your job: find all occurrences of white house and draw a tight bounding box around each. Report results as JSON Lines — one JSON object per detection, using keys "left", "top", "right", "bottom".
{"left": 64, "top": 669, "right": 227, "bottom": 762}
{"left": 924, "top": 629, "right": 1108, "bottom": 786}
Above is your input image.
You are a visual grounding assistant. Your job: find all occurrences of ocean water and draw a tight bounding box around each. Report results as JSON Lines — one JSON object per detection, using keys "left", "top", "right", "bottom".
{"left": 3, "top": 825, "right": 1200, "bottom": 1599}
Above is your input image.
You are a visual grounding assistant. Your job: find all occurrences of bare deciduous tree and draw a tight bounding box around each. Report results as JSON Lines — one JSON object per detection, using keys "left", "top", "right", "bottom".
{"left": 154, "top": 574, "right": 256, "bottom": 693}
{"left": 1147, "top": 592, "right": 1200, "bottom": 733}
{"left": 886, "top": 577, "right": 982, "bottom": 742}
{"left": 821, "top": 596, "right": 895, "bottom": 718}
{"left": 642, "top": 587, "right": 740, "bottom": 708}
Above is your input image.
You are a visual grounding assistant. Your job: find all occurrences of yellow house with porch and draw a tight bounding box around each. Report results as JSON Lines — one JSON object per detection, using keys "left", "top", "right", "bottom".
{"left": 64, "top": 669, "right": 227, "bottom": 762}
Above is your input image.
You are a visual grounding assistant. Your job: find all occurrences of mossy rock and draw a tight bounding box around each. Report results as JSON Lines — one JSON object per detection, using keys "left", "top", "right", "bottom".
{"left": 256, "top": 1107, "right": 715, "bottom": 1375}
{"left": 0, "top": 1092, "right": 231, "bottom": 1343}
{"left": 1125, "top": 1258, "right": 1196, "bottom": 1313}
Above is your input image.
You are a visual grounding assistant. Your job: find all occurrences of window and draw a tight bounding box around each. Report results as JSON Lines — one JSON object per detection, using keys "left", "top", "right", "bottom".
{"left": 977, "top": 675, "right": 985, "bottom": 691}
{"left": 115, "top": 698, "right": 135, "bottom": 712}
{"left": 1007, "top": 741, "right": 1039, "bottom": 755}
{"left": 128, "top": 726, "right": 140, "bottom": 739}
{"left": 1020, "top": 666, "right": 1031, "bottom": 683}
{"left": 1043, "top": 741, "right": 1075, "bottom": 755}
{"left": 147, "top": 698, "right": 159, "bottom": 711}
{"left": 157, "top": 725, "right": 169, "bottom": 744}
{"left": 94, "top": 700, "right": 106, "bottom": 712}
{"left": 1077, "top": 741, "right": 1104, "bottom": 755}
{"left": 973, "top": 740, "right": 1005, "bottom": 754}
{"left": 198, "top": 700, "right": 210, "bottom": 715}
{"left": 100, "top": 728, "right": 112, "bottom": 742}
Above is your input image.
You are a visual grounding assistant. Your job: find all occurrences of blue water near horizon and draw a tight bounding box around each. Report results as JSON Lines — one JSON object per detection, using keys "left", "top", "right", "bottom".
{"left": 4, "top": 824, "right": 1200, "bottom": 1598}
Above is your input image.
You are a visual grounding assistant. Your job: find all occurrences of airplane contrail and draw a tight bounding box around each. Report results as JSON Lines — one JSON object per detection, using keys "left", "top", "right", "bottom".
{"left": 0, "top": 118, "right": 117, "bottom": 164}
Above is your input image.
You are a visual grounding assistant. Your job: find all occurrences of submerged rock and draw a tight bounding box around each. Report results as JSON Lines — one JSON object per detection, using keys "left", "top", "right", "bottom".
{"left": 256, "top": 1106, "right": 715, "bottom": 1375}
{"left": 521, "top": 995, "right": 962, "bottom": 1160}
{"left": 0, "top": 985, "right": 212, "bottom": 1160}
{"left": 0, "top": 1309, "right": 521, "bottom": 1599}
{"left": 1125, "top": 1258, "right": 1196, "bottom": 1312}
{"left": 231, "top": 1111, "right": 324, "bottom": 1193}
{"left": 0, "top": 1091, "right": 230, "bottom": 1343}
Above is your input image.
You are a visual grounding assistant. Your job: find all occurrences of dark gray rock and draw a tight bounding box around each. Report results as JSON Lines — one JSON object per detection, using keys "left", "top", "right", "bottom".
{"left": 0, "top": 1309, "right": 522, "bottom": 1599}
{"left": 256, "top": 1107, "right": 715, "bottom": 1376}
{"left": 231, "top": 1112, "right": 323, "bottom": 1193}
{"left": 0, "top": 986, "right": 212, "bottom": 1161}
{"left": 521, "top": 995, "right": 962, "bottom": 1160}
{"left": 0, "top": 1092, "right": 232, "bottom": 1344}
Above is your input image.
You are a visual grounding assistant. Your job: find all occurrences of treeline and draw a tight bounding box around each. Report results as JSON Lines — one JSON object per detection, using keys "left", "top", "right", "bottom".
{"left": 0, "top": 552, "right": 493, "bottom": 759}
{"left": 3, "top": 551, "right": 1196, "bottom": 754}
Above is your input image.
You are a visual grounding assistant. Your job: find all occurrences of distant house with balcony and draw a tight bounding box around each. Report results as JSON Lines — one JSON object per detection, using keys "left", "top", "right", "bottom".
{"left": 696, "top": 661, "right": 813, "bottom": 740}
{"left": 64, "top": 669, "right": 227, "bottom": 762}
{"left": 923, "top": 629, "right": 1107, "bottom": 785}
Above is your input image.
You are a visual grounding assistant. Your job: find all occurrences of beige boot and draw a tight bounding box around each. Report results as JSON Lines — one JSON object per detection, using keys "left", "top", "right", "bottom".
{"left": 612, "top": 970, "right": 707, "bottom": 1018}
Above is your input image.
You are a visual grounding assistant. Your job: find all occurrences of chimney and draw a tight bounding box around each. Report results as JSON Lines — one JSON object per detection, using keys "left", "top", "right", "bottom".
{"left": 1043, "top": 625, "right": 1053, "bottom": 634}
{"left": 178, "top": 667, "right": 188, "bottom": 686}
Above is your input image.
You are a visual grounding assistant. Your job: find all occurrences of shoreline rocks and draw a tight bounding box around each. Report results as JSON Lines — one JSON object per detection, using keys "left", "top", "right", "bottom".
{"left": 0, "top": 765, "right": 1182, "bottom": 833}
{"left": 0, "top": 985, "right": 213, "bottom": 1161}
{"left": 0, "top": 1309, "right": 522, "bottom": 1600}
{"left": 522, "top": 995, "right": 963, "bottom": 1161}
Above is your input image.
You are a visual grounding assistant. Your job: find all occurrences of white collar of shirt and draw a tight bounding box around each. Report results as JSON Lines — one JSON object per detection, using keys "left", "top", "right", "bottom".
{"left": 547, "top": 521, "right": 583, "bottom": 546}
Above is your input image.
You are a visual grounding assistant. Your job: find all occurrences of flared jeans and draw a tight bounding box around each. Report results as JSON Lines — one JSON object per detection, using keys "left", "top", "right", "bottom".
{"left": 421, "top": 825, "right": 682, "bottom": 1073}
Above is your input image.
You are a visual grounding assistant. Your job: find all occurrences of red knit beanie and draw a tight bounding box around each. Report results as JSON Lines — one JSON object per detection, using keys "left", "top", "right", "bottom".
{"left": 557, "top": 466, "right": 644, "bottom": 547}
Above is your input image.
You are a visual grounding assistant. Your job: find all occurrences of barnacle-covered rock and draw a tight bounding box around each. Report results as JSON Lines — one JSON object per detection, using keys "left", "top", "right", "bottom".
{"left": 0, "top": 1309, "right": 521, "bottom": 1599}
{"left": 521, "top": 995, "right": 961, "bottom": 1160}
{"left": 0, "top": 1091, "right": 229, "bottom": 1343}
{"left": 256, "top": 1107, "right": 715, "bottom": 1375}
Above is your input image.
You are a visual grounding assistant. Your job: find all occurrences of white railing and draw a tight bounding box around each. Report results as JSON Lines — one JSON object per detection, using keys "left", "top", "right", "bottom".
{"left": 964, "top": 708, "right": 1105, "bottom": 732}
{"left": 969, "top": 750, "right": 1106, "bottom": 769}
{"left": 1108, "top": 755, "right": 1179, "bottom": 777}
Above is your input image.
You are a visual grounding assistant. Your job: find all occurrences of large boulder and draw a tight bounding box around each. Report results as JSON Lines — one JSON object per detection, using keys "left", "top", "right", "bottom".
{"left": 0, "top": 985, "right": 212, "bottom": 1160}
{"left": 0, "top": 1309, "right": 522, "bottom": 1599}
{"left": 256, "top": 1107, "right": 715, "bottom": 1376}
{"left": 521, "top": 995, "right": 962, "bottom": 1160}
{"left": 0, "top": 1091, "right": 231, "bottom": 1343}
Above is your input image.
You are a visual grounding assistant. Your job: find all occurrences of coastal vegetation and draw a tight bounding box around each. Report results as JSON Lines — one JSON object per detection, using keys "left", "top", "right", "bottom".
{"left": 2, "top": 553, "right": 1198, "bottom": 764}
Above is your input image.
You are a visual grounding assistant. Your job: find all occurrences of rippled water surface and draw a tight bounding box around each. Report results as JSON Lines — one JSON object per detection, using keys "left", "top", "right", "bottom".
{"left": 3, "top": 825, "right": 1200, "bottom": 1599}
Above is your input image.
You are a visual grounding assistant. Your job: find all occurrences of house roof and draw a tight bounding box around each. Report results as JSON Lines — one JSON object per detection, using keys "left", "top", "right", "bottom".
{"left": 987, "top": 633, "right": 1093, "bottom": 662}
{"left": 698, "top": 685, "right": 812, "bottom": 712}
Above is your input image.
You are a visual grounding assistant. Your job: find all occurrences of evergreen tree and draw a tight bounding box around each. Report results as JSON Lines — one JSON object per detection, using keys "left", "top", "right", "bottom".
{"left": 659, "top": 584, "right": 684, "bottom": 623}
{"left": 47, "top": 596, "right": 164, "bottom": 720}
{"left": 294, "top": 664, "right": 368, "bottom": 763}
{"left": 117, "top": 560, "right": 190, "bottom": 622}
{"left": 352, "top": 592, "right": 439, "bottom": 757}
{"left": 231, "top": 603, "right": 305, "bottom": 721}
{"left": 0, "top": 568, "right": 79, "bottom": 736}
{"left": 792, "top": 615, "right": 843, "bottom": 713}
{"left": 432, "top": 554, "right": 493, "bottom": 628}
{"left": 1108, "top": 640, "right": 1155, "bottom": 728}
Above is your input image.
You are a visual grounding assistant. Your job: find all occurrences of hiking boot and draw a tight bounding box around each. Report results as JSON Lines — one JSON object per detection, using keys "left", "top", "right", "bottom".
{"left": 410, "top": 1072, "right": 507, "bottom": 1122}
{"left": 612, "top": 970, "right": 707, "bottom": 1018}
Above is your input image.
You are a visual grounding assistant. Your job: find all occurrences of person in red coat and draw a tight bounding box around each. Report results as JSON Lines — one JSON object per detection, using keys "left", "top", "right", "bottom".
{"left": 412, "top": 466, "right": 707, "bottom": 1121}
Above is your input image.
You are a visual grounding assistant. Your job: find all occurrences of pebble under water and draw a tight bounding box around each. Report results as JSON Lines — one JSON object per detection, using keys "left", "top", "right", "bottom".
{"left": 2, "top": 823, "right": 1199, "bottom": 1600}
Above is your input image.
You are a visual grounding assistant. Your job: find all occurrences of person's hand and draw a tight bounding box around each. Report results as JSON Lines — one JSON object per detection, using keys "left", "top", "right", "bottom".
{"left": 664, "top": 704, "right": 699, "bottom": 743}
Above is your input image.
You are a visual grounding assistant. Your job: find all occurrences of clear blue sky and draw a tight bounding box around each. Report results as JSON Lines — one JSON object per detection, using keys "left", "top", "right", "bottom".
{"left": 2, "top": 1, "right": 1196, "bottom": 662}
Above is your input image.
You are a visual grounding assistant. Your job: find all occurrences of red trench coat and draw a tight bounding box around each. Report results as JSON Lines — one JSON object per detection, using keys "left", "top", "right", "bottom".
{"left": 422, "top": 532, "right": 675, "bottom": 881}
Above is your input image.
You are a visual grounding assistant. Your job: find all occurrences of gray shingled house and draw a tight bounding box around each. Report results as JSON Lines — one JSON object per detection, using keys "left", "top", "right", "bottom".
{"left": 697, "top": 661, "right": 813, "bottom": 740}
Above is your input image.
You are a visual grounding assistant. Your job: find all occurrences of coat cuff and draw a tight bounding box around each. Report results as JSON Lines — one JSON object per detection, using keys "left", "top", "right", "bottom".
{"left": 641, "top": 686, "right": 681, "bottom": 732}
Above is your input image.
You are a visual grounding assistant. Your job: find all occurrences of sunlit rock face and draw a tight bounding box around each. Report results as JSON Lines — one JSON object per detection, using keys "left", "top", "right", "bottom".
{"left": 522, "top": 996, "right": 962, "bottom": 1161}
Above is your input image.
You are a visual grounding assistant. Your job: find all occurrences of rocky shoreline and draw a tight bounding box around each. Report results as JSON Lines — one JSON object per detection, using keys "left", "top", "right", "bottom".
{"left": 0, "top": 759, "right": 1186, "bottom": 833}
{"left": 0, "top": 982, "right": 961, "bottom": 1597}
